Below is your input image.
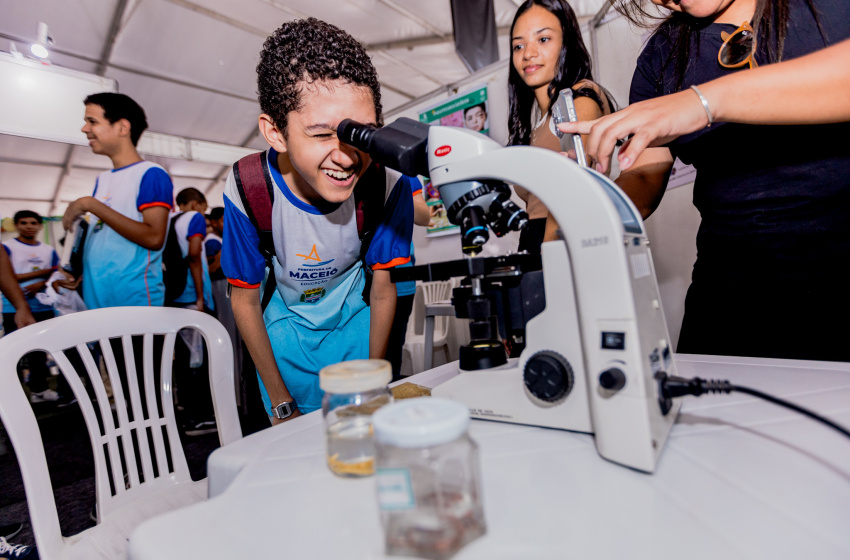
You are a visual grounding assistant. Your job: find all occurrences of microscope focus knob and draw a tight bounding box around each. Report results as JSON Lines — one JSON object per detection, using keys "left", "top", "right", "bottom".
{"left": 523, "top": 351, "right": 574, "bottom": 403}
{"left": 599, "top": 367, "right": 627, "bottom": 392}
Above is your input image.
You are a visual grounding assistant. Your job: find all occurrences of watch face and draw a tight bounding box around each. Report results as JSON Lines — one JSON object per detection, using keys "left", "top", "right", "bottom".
{"left": 274, "top": 402, "right": 292, "bottom": 419}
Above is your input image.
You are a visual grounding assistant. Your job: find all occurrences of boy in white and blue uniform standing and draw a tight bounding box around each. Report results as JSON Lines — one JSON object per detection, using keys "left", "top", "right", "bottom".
{"left": 222, "top": 18, "right": 413, "bottom": 422}
{"left": 62, "top": 93, "right": 173, "bottom": 309}
{"left": 171, "top": 188, "right": 214, "bottom": 312}
{"left": 171, "top": 187, "right": 216, "bottom": 435}
{"left": 1, "top": 211, "right": 67, "bottom": 403}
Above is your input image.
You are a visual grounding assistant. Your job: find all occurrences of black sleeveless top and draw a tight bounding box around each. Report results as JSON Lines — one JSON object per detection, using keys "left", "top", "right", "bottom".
{"left": 631, "top": 0, "right": 850, "bottom": 288}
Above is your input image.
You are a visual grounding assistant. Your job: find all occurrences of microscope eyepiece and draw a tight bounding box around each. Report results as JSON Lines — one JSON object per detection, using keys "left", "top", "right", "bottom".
{"left": 336, "top": 117, "right": 431, "bottom": 177}
{"left": 337, "top": 119, "right": 377, "bottom": 153}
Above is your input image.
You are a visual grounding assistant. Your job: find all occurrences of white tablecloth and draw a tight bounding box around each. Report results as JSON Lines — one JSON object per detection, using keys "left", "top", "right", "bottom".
{"left": 129, "top": 354, "right": 850, "bottom": 560}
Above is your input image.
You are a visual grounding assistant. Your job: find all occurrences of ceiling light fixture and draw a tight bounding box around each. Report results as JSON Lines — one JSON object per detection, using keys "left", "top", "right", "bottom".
{"left": 30, "top": 22, "right": 51, "bottom": 59}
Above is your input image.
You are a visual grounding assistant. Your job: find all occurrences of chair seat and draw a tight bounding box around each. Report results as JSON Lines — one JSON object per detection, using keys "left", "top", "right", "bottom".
{"left": 61, "top": 479, "right": 208, "bottom": 560}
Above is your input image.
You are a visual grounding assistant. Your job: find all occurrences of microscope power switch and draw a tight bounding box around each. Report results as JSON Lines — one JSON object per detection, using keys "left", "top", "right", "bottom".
{"left": 599, "top": 368, "right": 627, "bottom": 392}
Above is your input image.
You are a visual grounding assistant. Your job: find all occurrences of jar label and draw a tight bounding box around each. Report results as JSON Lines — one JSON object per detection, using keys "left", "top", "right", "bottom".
{"left": 376, "top": 468, "right": 416, "bottom": 510}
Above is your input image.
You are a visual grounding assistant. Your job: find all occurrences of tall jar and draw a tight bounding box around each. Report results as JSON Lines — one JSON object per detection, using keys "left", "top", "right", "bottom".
{"left": 320, "top": 359, "right": 393, "bottom": 477}
{"left": 372, "top": 398, "right": 486, "bottom": 560}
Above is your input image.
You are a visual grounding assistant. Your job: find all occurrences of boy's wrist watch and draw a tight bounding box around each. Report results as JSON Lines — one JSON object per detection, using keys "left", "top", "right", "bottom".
{"left": 271, "top": 400, "right": 295, "bottom": 420}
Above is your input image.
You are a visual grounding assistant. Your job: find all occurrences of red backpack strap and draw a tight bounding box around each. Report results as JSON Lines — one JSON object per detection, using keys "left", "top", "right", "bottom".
{"left": 233, "top": 151, "right": 275, "bottom": 236}
{"left": 233, "top": 150, "right": 277, "bottom": 310}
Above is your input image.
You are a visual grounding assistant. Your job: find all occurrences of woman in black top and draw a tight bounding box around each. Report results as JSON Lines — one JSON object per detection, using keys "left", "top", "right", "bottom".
{"left": 607, "top": 0, "right": 850, "bottom": 361}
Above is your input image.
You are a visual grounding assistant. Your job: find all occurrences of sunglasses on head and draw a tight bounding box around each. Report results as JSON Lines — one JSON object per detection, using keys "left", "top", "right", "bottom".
{"left": 719, "top": 21, "right": 759, "bottom": 69}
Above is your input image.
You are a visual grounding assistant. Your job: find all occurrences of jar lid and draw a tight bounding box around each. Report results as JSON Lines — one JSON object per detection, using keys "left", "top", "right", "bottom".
{"left": 372, "top": 398, "right": 470, "bottom": 448}
{"left": 319, "top": 359, "right": 392, "bottom": 393}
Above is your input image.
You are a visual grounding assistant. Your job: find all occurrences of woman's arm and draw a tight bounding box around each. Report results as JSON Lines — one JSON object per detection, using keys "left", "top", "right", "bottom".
{"left": 558, "top": 38, "right": 850, "bottom": 174}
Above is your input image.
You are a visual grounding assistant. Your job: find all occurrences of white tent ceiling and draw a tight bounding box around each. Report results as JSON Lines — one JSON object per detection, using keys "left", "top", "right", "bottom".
{"left": 0, "top": 0, "right": 608, "bottom": 218}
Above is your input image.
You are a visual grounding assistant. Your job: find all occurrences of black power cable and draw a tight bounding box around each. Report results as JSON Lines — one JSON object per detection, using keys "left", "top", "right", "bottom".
{"left": 660, "top": 374, "right": 850, "bottom": 440}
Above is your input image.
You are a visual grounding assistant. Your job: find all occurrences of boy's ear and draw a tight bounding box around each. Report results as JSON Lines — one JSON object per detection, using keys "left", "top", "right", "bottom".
{"left": 258, "top": 114, "right": 287, "bottom": 153}
{"left": 116, "top": 118, "right": 132, "bottom": 139}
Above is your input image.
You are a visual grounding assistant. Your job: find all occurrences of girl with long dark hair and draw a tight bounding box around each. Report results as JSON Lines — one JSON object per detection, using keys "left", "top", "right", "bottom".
{"left": 605, "top": 0, "right": 850, "bottom": 361}
{"left": 508, "top": 0, "right": 615, "bottom": 254}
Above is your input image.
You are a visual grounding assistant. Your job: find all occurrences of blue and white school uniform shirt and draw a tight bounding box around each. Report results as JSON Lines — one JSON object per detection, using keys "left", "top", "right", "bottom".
{"left": 204, "top": 233, "right": 222, "bottom": 259}
{"left": 82, "top": 161, "right": 173, "bottom": 309}
{"left": 220, "top": 148, "right": 413, "bottom": 413}
{"left": 2, "top": 239, "right": 59, "bottom": 314}
{"left": 394, "top": 177, "right": 424, "bottom": 299}
{"left": 171, "top": 210, "right": 214, "bottom": 310}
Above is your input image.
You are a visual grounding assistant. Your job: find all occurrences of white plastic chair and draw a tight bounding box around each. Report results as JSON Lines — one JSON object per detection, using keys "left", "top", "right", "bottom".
{"left": 0, "top": 307, "right": 241, "bottom": 560}
{"left": 402, "top": 280, "right": 452, "bottom": 374}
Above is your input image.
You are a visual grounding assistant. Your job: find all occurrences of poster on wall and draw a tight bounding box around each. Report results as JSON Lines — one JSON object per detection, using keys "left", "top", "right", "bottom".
{"left": 418, "top": 84, "right": 490, "bottom": 237}
{"left": 667, "top": 159, "right": 697, "bottom": 190}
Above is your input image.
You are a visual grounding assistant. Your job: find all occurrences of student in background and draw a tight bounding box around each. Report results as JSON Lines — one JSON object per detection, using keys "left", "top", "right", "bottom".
{"left": 507, "top": 0, "right": 615, "bottom": 254}
{"left": 2, "top": 211, "right": 73, "bottom": 404}
{"left": 204, "top": 206, "right": 224, "bottom": 283}
{"left": 171, "top": 188, "right": 214, "bottom": 313}
{"left": 204, "top": 206, "right": 246, "bottom": 409}
{"left": 172, "top": 188, "right": 216, "bottom": 436}
{"left": 0, "top": 222, "right": 39, "bottom": 558}
{"left": 62, "top": 92, "right": 173, "bottom": 309}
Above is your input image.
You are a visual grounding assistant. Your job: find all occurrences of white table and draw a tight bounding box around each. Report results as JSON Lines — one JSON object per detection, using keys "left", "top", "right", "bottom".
{"left": 130, "top": 355, "right": 850, "bottom": 560}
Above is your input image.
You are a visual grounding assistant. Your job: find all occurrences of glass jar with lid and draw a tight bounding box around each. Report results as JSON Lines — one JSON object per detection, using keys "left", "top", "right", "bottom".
{"left": 372, "top": 398, "right": 486, "bottom": 560}
{"left": 319, "top": 359, "right": 393, "bottom": 477}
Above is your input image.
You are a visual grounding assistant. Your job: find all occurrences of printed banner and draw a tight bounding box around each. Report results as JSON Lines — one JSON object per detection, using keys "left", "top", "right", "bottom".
{"left": 418, "top": 84, "right": 490, "bottom": 236}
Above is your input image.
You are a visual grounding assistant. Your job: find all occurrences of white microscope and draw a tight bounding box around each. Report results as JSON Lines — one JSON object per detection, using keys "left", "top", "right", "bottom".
{"left": 339, "top": 117, "right": 681, "bottom": 473}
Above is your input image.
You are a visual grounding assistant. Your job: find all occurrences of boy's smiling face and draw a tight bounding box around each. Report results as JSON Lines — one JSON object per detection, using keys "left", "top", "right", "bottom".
{"left": 265, "top": 79, "right": 377, "bottom": 206}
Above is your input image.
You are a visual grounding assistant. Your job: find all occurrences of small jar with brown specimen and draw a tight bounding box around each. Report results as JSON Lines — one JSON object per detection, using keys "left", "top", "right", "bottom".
{"left": 320, "top": 359, "right": 393, "bottom": 477}
{"left": 373, "top": 398, "right": 486, "bottom": 560}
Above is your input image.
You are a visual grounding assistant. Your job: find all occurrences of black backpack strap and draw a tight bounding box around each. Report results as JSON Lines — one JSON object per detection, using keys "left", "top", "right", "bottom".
{"left": 354, "top": 163, "right": 390, "bottom": 305}
{"left": 233, "top": 151, "right": 277, "bottom": 311}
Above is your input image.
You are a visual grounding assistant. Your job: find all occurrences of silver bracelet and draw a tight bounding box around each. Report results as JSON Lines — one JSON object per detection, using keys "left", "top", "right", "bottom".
{"left": 690, "top": 85, "right": 713, "bottom": 127}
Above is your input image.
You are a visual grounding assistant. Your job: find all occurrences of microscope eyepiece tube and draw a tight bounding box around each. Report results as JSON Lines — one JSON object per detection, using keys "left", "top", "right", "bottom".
{"left": 337, "top": 119, "right": 376, "bottom": 152}
{"left": 337, "top": 117, "right": 431, "bottom": 177}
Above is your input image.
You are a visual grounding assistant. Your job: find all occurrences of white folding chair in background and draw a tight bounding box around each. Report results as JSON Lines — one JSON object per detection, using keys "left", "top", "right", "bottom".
{"left": 0, "top": 307, "right": 241, "bottom": 560}
{"left": 402, "top": 280, "right": 453, "bottom": 374}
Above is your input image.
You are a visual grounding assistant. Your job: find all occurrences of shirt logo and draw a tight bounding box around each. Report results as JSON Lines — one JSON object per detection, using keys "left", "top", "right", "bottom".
{"left": 296, "top": 244, "right": 334, "bottom": 267}
{"left": 300, "top": 287, "right": 326, "bottom": 304}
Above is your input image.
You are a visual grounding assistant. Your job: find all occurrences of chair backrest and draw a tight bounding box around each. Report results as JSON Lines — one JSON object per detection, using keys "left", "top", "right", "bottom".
{"left": 0, "top": 307, "right": 240, "bottom": 559}
{"left": 421, "top": 280, "right": 452, "bottom": 306}
{"left": 422, "top": 281, "right": 452, "bottom": 342}
{"left": 409, "top": 285, "right": 425, "bottom": 336}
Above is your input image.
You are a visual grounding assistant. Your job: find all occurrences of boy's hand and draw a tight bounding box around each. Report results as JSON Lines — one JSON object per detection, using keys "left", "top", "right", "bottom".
{"left": 15, "top": 308, "right": 36, "bottom": 329}
{"left": 54, "top": 270, "right": 82, "bottom": 291}
{"left": 23, "top": 281, "right": 46, "bottom": 297}
{"left": 63, "top": 197, "right": 93, "bottom": 230}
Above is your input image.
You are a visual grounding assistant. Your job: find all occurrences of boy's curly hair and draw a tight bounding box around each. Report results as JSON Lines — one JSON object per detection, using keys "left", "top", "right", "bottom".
{"left": 257, "top": 18, "right": 383, "bottom": 135}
